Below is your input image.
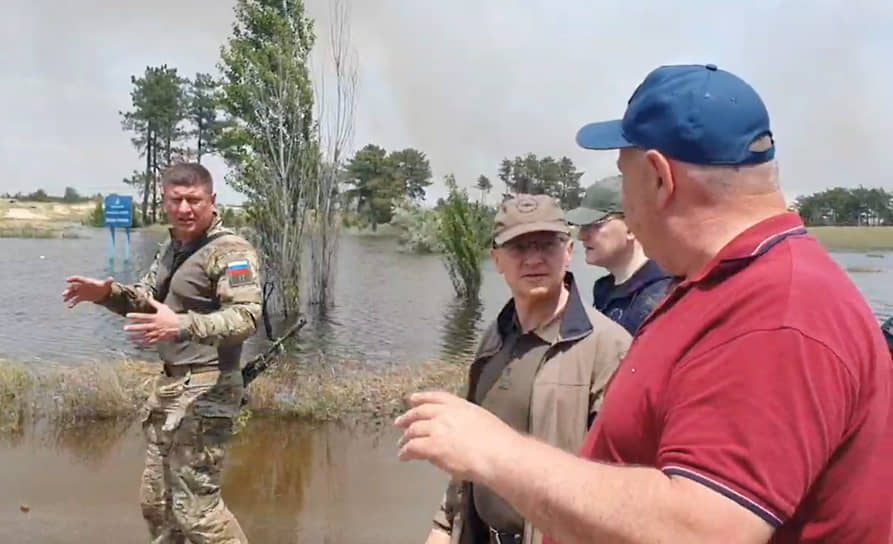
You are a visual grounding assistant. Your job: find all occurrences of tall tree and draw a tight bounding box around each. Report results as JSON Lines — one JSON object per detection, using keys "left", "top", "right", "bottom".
{"left": 62, "top": 187, "right": 82, "bottom": 203}
{"left": 497, "top": 158, "right": 513, "bottom": 199}
{"left": 218, "top": 0, "right": 320, "bottom": 315}
{"left": 390, "top": 148, "right": 433, "bottom": 201}
{"left": 794, "top": 186, "right": 893, "bottom": 226}
{"left": 342, "top": 144, "right": 432, "bottom": 229}
{"left": 186, "top": 72, "right": 222, "bottom": 163}
{"left": 555, "top": 156, "right": 584, "bottom": 209}
{"left": 496, "top": 153, "right": 584, "bottom": 208}
{"left": 152, "top": 65, "right": 187, "bottom": 177}
{"left": 120, "top": 64, "right": 188, "bottom": 223}
{"left": 121, "top": 69, "right": 155, "bottom": 224}
{"left": 476, "top": 174, "right": 492, "bottom": 202}
{"left": 343, "top": 144, "right": 395, "bottom": 230}
{"left": 122, "top": 170, "right": 153, "bottom": 219}
{"left": 310, "top": 0, "right": 359, "bottom": 311}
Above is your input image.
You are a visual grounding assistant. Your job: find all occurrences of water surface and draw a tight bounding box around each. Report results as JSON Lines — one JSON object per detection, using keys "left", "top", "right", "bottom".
{"left": 1, "top": 229, "right": 889, "bottom": 366}
{"left": 0, "top": 419, "right": 446, "bottom": 543}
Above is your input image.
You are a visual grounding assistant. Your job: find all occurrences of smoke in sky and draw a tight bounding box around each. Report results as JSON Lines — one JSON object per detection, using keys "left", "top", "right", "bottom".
{"left": 2, "top": 0, "right": 891, "bottom": 204}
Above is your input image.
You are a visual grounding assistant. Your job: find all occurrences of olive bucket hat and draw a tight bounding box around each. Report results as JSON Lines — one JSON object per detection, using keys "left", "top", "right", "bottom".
{"left": 565, "top": 175, "right": 624, "bottom": 226}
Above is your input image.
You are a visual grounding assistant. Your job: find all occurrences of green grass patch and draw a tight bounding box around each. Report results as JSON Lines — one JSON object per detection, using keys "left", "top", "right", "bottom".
{"left": 809, "top": 226, "right": 893, "bottom": 252}
{"left": 0, "top": 362, "right": 33, "bottom": 434}
{"left": 846, "top": 266, "right": 884, "bottom": 274}
{"left": 0, "top": 359, "right": 157, "bottom": 434}
{"left": 0, "top": 224, "right": 79, "bottom": 239}
{"left": 244, "top": 358, "right": 467, "bottom": 423}
{"left": 0, "top": 356, "right": 468, "bottom": 435}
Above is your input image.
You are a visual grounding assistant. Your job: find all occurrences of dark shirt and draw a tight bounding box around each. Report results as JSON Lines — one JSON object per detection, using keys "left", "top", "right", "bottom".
{"left": 883, "top": 316, "right": 893, "bottom": 354}
{"left": 592, "top": 259, "right": 675, "bottom": 335}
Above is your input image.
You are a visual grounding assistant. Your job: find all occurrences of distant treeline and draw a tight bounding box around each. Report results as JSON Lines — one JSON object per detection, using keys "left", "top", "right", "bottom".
{"left": 2, "top": 187, "right": 97, "bottom": 204}
{"left": 794, "top": 186, "right": 892, "bottom": 226}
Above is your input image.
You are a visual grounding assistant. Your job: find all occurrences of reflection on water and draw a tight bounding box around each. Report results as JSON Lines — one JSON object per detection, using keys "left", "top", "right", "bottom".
{"left": 0, "top": 418, "right": 447, "bottom": 543}
{"left": 439, "top": 296, "right": 485, "bottom": 362}
{"left": 1, "top": 230, "right": 890, "bottom": 367}
{"left": 37, "top": 417, "right": 134, "bottom": 469}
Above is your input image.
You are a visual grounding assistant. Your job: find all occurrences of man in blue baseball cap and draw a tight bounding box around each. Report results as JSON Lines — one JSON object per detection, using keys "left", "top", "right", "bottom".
{"left": 396, "top": 64, "right": 893, "bottom": 544}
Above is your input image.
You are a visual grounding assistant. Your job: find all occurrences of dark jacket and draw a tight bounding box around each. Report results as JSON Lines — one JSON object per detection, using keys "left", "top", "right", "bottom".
{"left": 434, "top": 273, "right": 631, "bottom": 544}
{"left": 593, "top": 259, "right": 675, "bottom": 336}
{"left": 883, "top": 316, "right": 893, "bottom": 355}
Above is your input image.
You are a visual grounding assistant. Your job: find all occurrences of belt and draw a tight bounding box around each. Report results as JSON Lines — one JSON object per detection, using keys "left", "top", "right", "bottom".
{"left": 489, "top": 527, "right": 521, "bottom": 544}
{"left": 162, "top": 363, "right": 232, "bottom": 377}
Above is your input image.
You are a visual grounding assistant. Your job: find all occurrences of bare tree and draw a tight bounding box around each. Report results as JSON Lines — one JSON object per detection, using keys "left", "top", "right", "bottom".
{"left": 309, "top": 0, "right": 359, "bottom": 312}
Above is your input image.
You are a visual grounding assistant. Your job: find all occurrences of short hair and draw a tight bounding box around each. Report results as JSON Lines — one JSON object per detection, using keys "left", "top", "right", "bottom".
{"left": 161, "top": 162, "right": 213, "bottom": 193}
{"left": 681, "top": 160, "right": 779, "bottom": 197}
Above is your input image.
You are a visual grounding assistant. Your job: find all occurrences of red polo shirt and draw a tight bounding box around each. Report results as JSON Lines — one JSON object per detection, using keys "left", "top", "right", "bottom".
{"left": 569, "top": 213, "right": 892, "bottom": 543}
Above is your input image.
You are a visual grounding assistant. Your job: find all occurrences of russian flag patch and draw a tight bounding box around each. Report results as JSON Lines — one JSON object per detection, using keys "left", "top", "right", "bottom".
{"left": 227, "top": 260, "right": 254, "bottom": 287}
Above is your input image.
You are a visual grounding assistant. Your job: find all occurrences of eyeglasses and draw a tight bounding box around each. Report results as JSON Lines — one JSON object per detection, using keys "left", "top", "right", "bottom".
{"left": 497, "top": 235, "right": 570, "bottom": 256}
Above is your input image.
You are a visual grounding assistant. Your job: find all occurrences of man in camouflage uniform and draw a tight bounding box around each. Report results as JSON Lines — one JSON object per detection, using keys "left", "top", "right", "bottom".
{"left": 63, "top": 163, "right": 262, "bottom": 543}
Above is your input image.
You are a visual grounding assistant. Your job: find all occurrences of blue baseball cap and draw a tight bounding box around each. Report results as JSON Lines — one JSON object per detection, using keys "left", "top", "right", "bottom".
{"left": 576, "top": 64, "right": 775, "bottom": 165}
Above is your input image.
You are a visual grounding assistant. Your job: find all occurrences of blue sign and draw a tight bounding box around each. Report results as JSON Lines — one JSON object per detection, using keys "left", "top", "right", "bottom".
{"left": 104, "top": 194, "right": 134, "bottom": 228}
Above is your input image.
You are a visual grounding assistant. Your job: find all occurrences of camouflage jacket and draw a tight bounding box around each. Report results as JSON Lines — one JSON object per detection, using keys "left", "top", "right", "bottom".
{"left": 100, "top": 215, "right": 263, "bottom": 369}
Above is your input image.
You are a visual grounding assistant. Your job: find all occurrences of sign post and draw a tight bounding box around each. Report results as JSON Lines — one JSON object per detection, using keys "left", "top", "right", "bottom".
{"left": 104, "top": 194, "right": 134, "bottom": 264}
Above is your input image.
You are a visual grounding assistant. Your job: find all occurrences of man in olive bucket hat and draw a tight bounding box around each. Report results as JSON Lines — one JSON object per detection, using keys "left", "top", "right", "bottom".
{"left": 565, "top": 176, "right": 674, "bottom": 335}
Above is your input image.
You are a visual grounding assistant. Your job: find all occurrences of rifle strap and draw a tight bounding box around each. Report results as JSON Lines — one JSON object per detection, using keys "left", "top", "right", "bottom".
{"left": 262, "top": 281, "right": 276, "bottom": 340}
{"left": 155, "top": 231, "right": 230, "bottom": 303}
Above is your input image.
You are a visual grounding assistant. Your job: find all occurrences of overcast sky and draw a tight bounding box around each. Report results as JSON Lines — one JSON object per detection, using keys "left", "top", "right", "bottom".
{"left": 2, "top": 0, "right": 892, "bottom": 206}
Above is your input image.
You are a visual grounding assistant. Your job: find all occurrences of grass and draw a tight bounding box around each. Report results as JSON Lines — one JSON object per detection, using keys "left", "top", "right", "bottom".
{"left": 808, "top": 226, "right": 893, "bottom": 252}
{"left": 0, "top": 356, "right": 468, "bottom": 435}
{"left": 0, "top": 362, "right": 33, "bottom": 433}
{"left": 0, "top": 200, "right": 94, "bottom": 239}
{"left": 0, "top": 224, "right": 81, "bottom": 239}
{"left": 846, "top": 266, "right": 884, "bottom": 274}
{"left": 0, "top": 359, "right": 156, "bottom": 434}
{"left": 245, "top": 358, "right": 467, "bottom": 422}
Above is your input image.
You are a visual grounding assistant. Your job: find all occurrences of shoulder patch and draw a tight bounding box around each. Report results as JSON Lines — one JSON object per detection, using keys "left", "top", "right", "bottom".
{"left": 226, "top": 259, "right": 255, "bottom": 287}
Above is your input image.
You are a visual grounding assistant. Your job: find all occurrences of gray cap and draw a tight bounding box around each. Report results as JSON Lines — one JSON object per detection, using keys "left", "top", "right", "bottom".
{"left": 565, "top": 175, "right": 624, "bottom": 226}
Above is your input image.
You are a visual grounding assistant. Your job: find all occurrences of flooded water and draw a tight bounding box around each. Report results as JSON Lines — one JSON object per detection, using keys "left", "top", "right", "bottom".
{"left": 0, "top": 418, "right": 447, "bottom": 543}
{"left": 1, "top": 229, "right": 891, "bottom": 543}
{"left": 1, "top": 228, "right": 891, "bottom": 366}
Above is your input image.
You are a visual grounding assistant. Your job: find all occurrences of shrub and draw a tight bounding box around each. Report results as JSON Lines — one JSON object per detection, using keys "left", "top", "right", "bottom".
{"left": 436, "top": 175, "right": 494, "bottom": 298}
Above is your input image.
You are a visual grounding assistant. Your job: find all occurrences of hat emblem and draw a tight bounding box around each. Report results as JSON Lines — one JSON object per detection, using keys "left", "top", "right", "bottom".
{"left": 516, "top": 196, "right": 538, "bottom": 213}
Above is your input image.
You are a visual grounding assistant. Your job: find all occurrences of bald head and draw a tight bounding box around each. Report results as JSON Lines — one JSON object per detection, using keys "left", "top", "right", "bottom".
{"left": 616, "top": 147, "right": 788, "bottom": 278}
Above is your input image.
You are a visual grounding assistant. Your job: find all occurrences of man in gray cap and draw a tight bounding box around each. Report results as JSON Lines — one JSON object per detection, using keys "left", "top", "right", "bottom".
{"left": 421, "top": 193, "right": 630, "bottom": 544}
{"left": 565, "top": 176, "right": 674, "bottom": 335}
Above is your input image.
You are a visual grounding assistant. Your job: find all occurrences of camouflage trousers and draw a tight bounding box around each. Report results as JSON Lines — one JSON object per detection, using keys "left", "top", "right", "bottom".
{"left": 139, "top": 367, "right": 248, "bottom": 544}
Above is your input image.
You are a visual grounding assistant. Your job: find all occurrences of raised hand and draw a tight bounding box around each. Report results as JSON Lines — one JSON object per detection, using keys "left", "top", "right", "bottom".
{"left": 63, "top": 276, "right": 113, "bottom": 308}
{"left": 395, "top": 391, "right": 521, "bottom": 483}
{"left": 124, "top": 298, "right": 182, "bottom": 346}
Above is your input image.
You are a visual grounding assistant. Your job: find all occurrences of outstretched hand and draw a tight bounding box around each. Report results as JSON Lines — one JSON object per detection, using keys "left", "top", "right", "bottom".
{"left": 63, "top": 276, "right": 113, "bottom": 308}
{"left": 394, "top": 391, "right": 521, "bottom": 483}
{"left": 124, "top": 298, "right": 182, "bottom": 346}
